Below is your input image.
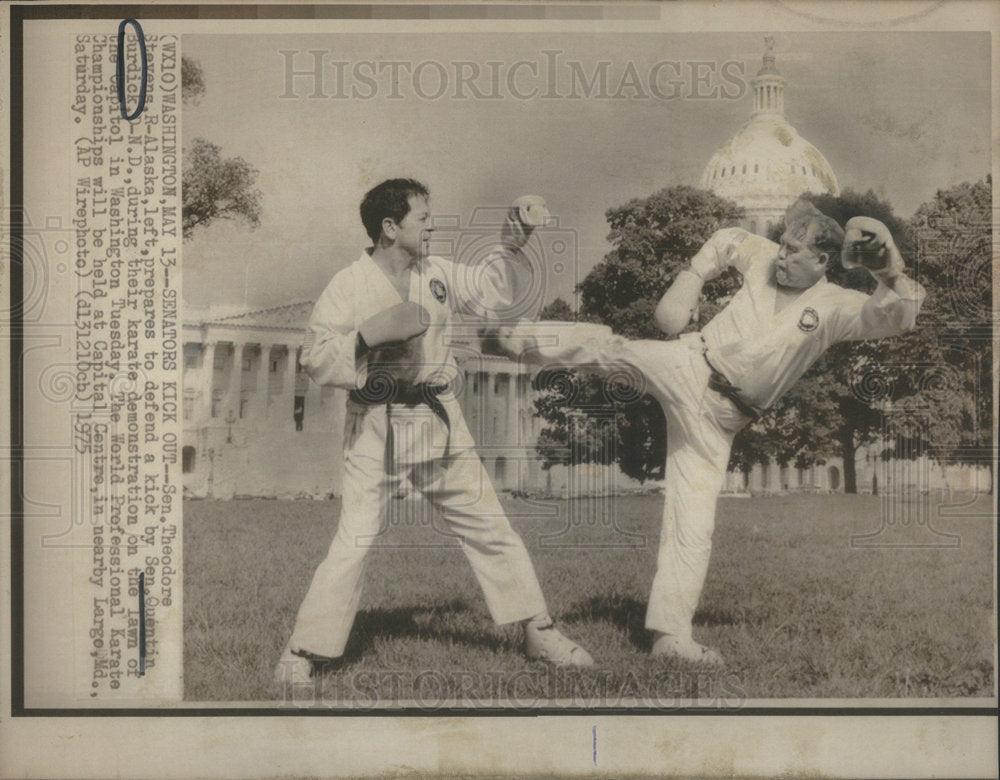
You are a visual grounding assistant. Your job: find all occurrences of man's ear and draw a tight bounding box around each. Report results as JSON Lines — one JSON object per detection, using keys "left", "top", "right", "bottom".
{"left": 817, "top": 251, "right": 829, "bottom": 267}
{"left": 381, "top": 217, "right": 397, "bottom": 241}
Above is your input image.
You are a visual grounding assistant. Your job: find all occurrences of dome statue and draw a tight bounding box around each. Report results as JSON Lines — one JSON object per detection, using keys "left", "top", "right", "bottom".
{"left": 700, "top": 37, "right": 839, "bottom": 236}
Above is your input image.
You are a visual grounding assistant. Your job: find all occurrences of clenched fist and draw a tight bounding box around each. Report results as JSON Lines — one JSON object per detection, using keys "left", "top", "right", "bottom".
{"left": 842, "top": 216, "right": 904, "bottom": 280}
{"left": 359, "top": 302, "right": 429, "bottom": 349}
{"left": 501, "top": 195, "right": 551, "bottom": 250}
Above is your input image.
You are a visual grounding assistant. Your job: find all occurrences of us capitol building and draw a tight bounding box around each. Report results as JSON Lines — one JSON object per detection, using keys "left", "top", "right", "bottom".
{"left": 182, "top": 40, "right": 982, "bottom": 500}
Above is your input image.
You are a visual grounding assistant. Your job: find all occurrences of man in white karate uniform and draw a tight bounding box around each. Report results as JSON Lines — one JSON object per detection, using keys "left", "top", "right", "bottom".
{"left": 275, "top": 179, "right": 593, "bottom": 692}
{"left": 499, "top": 199, "right": 925, "bottom": 664}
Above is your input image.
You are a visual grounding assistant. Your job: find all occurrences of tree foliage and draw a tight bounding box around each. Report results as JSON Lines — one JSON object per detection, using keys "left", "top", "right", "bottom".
{"left": 180, "top": 56, "right": 263, "bottom": 240}
{"left": 182, "top": 137, "right": 263, "bottom": 239}
{"left": 579, "top": 185, "right": 745, "bottom": 339}
{"left": 538, "top": 297, "right": 576, "bottom": 322}
{"left": 905, "top": 177, "right": 993, "bottom": 489}
{"left": 181, "top": 56, "right": 206, "bottom": 104}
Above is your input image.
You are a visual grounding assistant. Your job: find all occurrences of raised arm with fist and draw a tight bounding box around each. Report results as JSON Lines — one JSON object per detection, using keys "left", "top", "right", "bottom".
{"left": 841, "top": 216, "right": 905, "bottom": 281}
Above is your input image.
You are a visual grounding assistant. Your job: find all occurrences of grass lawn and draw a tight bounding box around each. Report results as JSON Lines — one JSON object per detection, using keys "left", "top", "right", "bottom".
{"left": 183, "top": 492, "right": 995, "bottom": 705}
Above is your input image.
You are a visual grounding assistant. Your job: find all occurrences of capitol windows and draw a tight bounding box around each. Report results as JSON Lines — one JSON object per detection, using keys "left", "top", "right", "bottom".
{"left": 742, "top": 164, "right": 746, "bottom": 174}
{"left": 184, "top": 350, "right": 199, "bottom": 369}
{"left": 270, "top": 359, "right": 279, "bottom": 373}
{"left": 211, "top": 390, "right": 223, "bottom": 418}
{"left": 720, "top": 168, "right": 725, "bottom": 177}
{"left": 801, "top": 166, "right": 806, "bottom": 175}
{"left": 183, "top": 392, "right": 195, "bottom": 421}
{"left": 213, "top": 352, "right": 226, "bottom": 369}
{"left": 749, "top": 220, "right": 757, "bottom": 233}
{"left": 239, "top": 393, "right": 249, "bottom": 419}
{"left": 754, "top": 163, "right": 759, "bottom": 173}
{"left": 730, "top": 166, "right": 735, "bottom": 175}
{"left": 242, "top": 357, "right": 252, "bottom": 371}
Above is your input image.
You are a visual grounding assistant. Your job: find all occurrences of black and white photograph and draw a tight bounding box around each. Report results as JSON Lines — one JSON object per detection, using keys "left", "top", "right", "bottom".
{"left": 177, "top": 29, "right": 994, "bottom": 707}
{"left": 4, "top": 1, "right": 998, "bottom": 778}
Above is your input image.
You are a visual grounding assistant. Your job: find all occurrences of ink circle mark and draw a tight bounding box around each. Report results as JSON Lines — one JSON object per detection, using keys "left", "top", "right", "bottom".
{"left": 116, "top": 19, "right": 148, "bottom": 121}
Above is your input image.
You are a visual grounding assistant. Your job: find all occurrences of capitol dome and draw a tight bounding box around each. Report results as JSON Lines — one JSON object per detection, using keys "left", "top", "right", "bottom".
{"left": 700, "top": 39, "right": 839, "bottom": 236}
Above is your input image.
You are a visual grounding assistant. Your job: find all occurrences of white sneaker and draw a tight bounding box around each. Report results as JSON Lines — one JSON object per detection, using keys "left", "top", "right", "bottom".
{"left": 524, "top": 622, "right": 594, "bottom": 667}
{"left": 651, "top": 634, "right": 725, "bottom": 666}
{"left": 273, "top": 645, "right": 336, "bottom": 698}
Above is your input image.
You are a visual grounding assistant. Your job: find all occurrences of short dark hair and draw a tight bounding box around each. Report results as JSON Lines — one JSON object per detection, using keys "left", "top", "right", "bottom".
{"left": 784, "top": 198, "right": 844, "bottom": 265}
{"left": 360, "top": 178, "right": 430, "bottom": 243}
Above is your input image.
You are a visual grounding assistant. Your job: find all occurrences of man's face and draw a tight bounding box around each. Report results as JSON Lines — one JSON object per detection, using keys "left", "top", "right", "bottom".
{"left": 385, "top": 195, "right": 432, "bottom": 258}
{"left": 775, "top": 221, "right": 828, "bottom": 289}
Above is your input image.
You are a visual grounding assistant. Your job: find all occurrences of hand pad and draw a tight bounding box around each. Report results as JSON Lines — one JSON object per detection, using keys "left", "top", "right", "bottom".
{"left": 359, "top": 302, "right": 429, "bottom": 349}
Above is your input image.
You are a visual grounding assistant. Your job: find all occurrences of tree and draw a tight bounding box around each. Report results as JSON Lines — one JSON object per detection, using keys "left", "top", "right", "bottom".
{"left": 579, "top": 185, "right": 746, "bottom": 339}
{"left": 181, "top": 56, "right": 206, "bottom": 104}
{"left": 906, "top": 177, "right": 993, "bottom": 492}
{"left": 538, "top": 297, "right": 576, "bottom": 322}
{"left": 182, "top": 139, "right": 263, "bottom": 239}
{"left": 180, "top": 56, "right": 263, "bottom": 240}
{"left": 532, "top": 186, "right": 744, "bottom": 482}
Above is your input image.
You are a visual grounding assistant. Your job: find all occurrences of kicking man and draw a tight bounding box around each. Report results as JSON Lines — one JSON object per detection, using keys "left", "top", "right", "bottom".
{"left": 275, "top": 179, "right": 593, "bottom": 693}
{"left": 499, "top": 198, "right": 925, "bottom": 664}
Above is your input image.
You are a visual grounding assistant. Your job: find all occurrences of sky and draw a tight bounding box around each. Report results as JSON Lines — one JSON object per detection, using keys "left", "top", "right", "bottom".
{"left": 180, "top": 31, "right": 991, "bottom": 314}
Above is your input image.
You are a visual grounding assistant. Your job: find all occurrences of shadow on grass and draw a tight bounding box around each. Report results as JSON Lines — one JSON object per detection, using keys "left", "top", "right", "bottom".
{"left": 561, "top": 595, "right": 741, "bottom": 651}
{"left": 340, "top": 599, "right": 510, "bottom": 662}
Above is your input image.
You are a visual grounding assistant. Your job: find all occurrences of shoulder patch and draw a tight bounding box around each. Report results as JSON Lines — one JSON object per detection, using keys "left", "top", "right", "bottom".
{"left": 429, "top": 277, "right": 447, "bottom": 304}
{"left": 798, "top": 307, "right": 820, "bottom": 332}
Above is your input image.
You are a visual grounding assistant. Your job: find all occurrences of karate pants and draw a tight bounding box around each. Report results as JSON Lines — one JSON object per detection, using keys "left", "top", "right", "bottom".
{"left": 534, "top": 332, "right": 749, "bottom": 640}
{"left": 289, "top": 397, "right": 548, "bottom": 659}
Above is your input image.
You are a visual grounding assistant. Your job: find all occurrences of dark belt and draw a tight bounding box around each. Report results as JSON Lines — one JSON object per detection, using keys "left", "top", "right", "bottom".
{"left": 349, "top": 381, "right": 452, "bottom": 468}
{"left": 349, "top": 381, "right": 449, "bottom": 408}
{"left": 701, "top": 354, "right": 761, "bottom": 421}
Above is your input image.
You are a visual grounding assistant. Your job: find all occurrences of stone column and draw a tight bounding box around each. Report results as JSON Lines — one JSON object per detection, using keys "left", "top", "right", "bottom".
{"left": 256, "top": 343, "right": 272, "bottom": 422}
{"left": 227, "top": 342, "right": 245, "bottom": 420}
{"left": 506, "top": 369, "right": 519, "bottom": 445}
{"left": 283, "top": 345, "right": 299, "bottom": 431}
{"left": 305, "top": 377, "right": 322, "bottom": 431}
{"left": 486, "top": 371, "right": 498, "bottom": 439}
{"left": 200, "top": 341, "right": 216, "bottom": 422}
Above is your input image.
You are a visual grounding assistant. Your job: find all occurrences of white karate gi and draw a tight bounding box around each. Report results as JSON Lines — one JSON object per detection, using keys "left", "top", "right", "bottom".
{"left": 289, "top": 249, "right": 547, "bottom": 659}
{"left": 522, "top": 227, "right": 925, "bottom": 640}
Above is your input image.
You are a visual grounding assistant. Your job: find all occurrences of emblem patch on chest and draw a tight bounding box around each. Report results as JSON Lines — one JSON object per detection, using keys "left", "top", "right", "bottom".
{"left": 798, "top": 307, "right": 819, "bottom": 332}
{"left": 429, "top": 277, "right": 447, "bottom": 304}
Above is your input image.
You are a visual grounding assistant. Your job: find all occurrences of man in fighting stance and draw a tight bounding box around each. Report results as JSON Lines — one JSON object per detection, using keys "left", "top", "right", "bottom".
{"left": 500, "top": 198, "right": 925, "bottom": 664}
{"left": 276, "top": 179, "right": 593, "bottom": 694}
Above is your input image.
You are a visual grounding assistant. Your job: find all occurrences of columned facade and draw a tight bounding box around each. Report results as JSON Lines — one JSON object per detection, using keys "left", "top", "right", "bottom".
{"left": 182, "top": 304, "right": 346, "bottom": 499}
{"left": 183, "top": 304, "right": 988, "bottom": 499}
